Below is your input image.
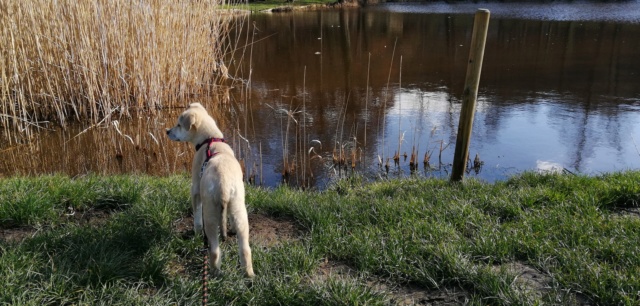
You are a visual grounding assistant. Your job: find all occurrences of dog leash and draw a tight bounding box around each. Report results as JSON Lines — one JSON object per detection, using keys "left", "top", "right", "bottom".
{"left": 202, "top": 232, "right": 209, "bottom": 306}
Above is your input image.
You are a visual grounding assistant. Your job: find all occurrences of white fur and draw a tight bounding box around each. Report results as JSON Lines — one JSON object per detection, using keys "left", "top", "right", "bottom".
{"left": 166, "top": 103, "right": 254, "bottom": 278}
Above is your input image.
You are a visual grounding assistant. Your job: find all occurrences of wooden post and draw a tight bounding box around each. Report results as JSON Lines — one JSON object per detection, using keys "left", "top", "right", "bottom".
{"left": 451, "top": 9, "right": 490, "bottom": 182}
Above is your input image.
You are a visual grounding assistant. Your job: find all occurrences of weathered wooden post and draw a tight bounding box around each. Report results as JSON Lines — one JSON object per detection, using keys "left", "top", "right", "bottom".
{"left": 451, "top": 9, "right": 490, "bottom": 182}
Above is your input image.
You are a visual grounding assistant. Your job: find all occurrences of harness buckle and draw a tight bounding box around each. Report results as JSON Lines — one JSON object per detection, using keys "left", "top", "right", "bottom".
{"left": 200, "top": 160, "right": 209, "bottom": 178}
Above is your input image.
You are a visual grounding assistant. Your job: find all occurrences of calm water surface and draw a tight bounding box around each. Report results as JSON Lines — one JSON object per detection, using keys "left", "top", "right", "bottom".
{"left": 2, "top": 3, "right": 640, "bottom": 188}
{"left": 227, "top": 3, "right": 640, "bottom": 187}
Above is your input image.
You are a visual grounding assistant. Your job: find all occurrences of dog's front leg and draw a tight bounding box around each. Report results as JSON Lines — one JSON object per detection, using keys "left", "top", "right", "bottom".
{"left": 191, "top": 190, "right": 203, "bottom": 234}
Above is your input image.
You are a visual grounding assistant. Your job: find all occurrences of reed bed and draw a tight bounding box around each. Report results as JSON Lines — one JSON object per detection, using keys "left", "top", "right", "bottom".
{"left": 0, "top": 0, "right": 242, "bottom": 143}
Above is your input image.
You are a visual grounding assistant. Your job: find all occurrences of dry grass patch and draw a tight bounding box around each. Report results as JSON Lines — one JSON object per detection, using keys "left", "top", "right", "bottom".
{"left": 0, "top": 0, "right": 244, "bottom": 143}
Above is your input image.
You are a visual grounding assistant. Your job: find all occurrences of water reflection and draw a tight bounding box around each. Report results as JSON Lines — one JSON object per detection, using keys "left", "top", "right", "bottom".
{"left": 374, "top": 2, "right": 640, "bottom": 23}
{"left": 2, "top": 6, "right": 640, "bottom": 188}
{"left": 231, "top": 8, "right": 640, "bottom": 186}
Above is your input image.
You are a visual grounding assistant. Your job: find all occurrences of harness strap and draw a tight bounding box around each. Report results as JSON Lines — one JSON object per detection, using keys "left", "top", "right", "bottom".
{"left": 195, "top": 137, "right": 225, "bottom": 152}
{"left": 197, "top": 137, "right": 225, "bottom": 178}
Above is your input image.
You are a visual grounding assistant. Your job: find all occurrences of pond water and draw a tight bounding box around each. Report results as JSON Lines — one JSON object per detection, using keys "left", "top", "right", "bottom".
{"left": 228, "top": 3, "right": 640, "bottom": 187}
{"left": 2, "top": 2, "right": 640, "bottom": 188}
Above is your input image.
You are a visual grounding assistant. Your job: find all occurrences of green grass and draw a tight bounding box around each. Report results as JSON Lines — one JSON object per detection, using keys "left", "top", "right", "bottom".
{"left": 1, "top": 172, "right": 639, "bottom": 305}
{"left": 228, "top": 0, "right": 341, "bottom": 12}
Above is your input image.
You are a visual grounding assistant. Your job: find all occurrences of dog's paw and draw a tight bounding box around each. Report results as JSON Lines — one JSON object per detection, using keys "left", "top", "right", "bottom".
{"left": 211, "top": 269, "right": 224, "bottom": 279}
{"left": 194, "top": 222, "right": 203, "bottom": 234}
{"left": 244, "top": 274, "right": 255, "bottom": 287}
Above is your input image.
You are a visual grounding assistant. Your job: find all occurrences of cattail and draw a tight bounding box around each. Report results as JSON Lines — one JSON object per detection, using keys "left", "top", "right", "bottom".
{"left": 424, "top": 150, "right": 432, "bottom": 168}
{"left": 385, "top": 158, "right": 390, "bottom": 174}
{"left": 409, "top": 146, "right": 417, "bottom": 172}
{"left": 351, "top": 148, "right": 356, "bottom": 171}
{"left": 393, "top": 151, "right": 400, "bottom": 166}
{"left": 282, "top": 160, "right": 290, "bottom": 183}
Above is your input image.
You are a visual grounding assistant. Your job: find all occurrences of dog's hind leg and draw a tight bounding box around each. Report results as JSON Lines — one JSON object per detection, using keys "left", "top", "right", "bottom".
{"left": 233, "top": 209, "right": 254, "bottom": 278}
{"left": 192, "top": 193, "right": 203, "bottom": 234}
{"left": 204, "top": 222, "right": 222, "bottom": 276}
{"left": 203, "top": 200, "right": 222, "bottom": 276}
{"left": 207, "top": 236, "right": 222, "bottom": 277}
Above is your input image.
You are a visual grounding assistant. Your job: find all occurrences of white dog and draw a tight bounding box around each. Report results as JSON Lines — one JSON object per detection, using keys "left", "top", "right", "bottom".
{"left": 166, "top": 103, "right": 254, "bottom": 278}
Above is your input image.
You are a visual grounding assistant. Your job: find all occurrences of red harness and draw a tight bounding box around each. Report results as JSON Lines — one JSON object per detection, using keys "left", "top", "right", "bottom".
{"left": 196, "top": 137, "right": 225, "bottom": 177}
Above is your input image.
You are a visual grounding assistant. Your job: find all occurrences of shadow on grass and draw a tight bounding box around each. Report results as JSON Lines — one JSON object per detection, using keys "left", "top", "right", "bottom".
{"left": 600, "top": 187, "right": 640, "bottom": 210}
{"left": 21, "top": 211, "right": 171, "bottom": 289}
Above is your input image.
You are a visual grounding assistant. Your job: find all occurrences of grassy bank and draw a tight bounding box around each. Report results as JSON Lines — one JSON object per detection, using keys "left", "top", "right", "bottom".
{"left": 1, "top": 172, "right": 639, "bottom": 305}
{"left": 232, "top": 0, "right": 348, "bottom": 12}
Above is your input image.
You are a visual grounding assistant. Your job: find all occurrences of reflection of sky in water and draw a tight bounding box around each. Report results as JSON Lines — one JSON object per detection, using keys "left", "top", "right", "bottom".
{"left": 373, "top": 2, "right": 640, "bottom": 23}
{"left": 381, "top": 88, "right": 640, "bottom": 182}
{"left": 232, "top": 9, "right": 640, "bottom": 187}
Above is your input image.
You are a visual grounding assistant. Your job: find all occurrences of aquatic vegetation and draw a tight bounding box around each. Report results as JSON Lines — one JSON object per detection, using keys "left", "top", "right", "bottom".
{"left": 0, "top": 0, "right": 242, "bottom": 143}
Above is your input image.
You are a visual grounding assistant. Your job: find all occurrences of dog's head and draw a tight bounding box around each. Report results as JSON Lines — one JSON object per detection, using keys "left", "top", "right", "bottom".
{"left": 166, "top": 103, "right": 208, "bottom": 142}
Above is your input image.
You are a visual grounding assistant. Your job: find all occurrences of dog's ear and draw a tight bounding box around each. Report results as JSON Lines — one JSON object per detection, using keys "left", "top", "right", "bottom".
{"left": 180, "top": 112, "right": 199, "bottom": 131}
{"left": 187, "top": 113, "right": 198, "bottom": 131}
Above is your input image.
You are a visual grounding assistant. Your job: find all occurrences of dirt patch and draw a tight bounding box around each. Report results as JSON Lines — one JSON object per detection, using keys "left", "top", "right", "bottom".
{"left": 492, "top": 262, "right": 594, "bottom": 305}
{"left": 0, "top": 226, "right": 37, "bottom": 244}
{"left": 63, "top": 207, "right": 112, "bottom": 227}
{"left": 248, "top": 213, "right": 301, "bottom": 247}
{"left": 492, "top": 262, "right": 551, "bottom": 298}
{"left": 312, "top": 259, "right": 470, "bottom": 305}
{"left": 391, "top": 285, "right": 469, "bottom": 306}
{"left": 312, "top": 260, "right": 591, "bottom": 305}
{"left": 174, "top": 213, "right": 302, "bottom": 247}
{"left": 313, "top": 260, "right": 357, "bottom": 283}
{"left": 173, "top": 216, "right": 194, "bottom": 239}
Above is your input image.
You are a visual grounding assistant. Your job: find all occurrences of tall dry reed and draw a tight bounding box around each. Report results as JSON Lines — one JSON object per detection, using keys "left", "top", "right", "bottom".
{"left": 0, "top": 0, "right": 242, "bottom": 143}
